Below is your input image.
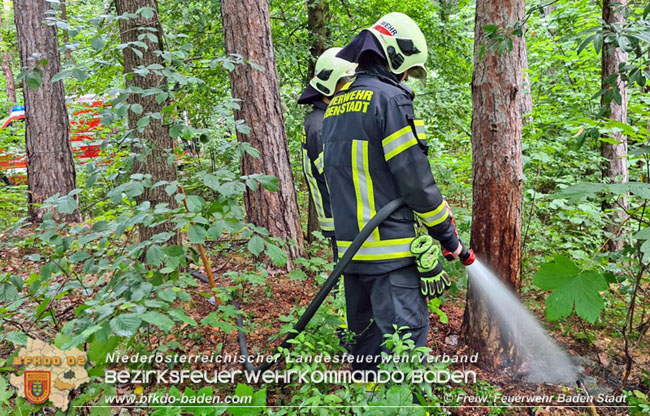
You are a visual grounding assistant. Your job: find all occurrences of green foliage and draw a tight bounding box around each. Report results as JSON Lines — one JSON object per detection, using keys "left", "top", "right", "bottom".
{"left": 533, "top": 256, "right": 608, "bottom": 323}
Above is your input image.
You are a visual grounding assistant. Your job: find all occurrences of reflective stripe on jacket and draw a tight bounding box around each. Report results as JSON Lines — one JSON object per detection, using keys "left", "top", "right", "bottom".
{"left": 321, "top": 64, "right": 459, "bottom": 274}
{"left": 302, "top": 101, "right": 334, "bottom": 236}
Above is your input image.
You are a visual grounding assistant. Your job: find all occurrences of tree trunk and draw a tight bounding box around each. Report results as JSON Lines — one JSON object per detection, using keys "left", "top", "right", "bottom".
{"left": 14, "top": 0, "right": 80, "bottom": 222}
{"left": 60, "top": 0, "right": 72, "bottom": 62}
{"left": 306, "top": 0, "right": 329, "bottom": 79}
{"left": 601, "top": 0, "right": 629, "bottom": 252}
{"left": 463, "top": 0, "right": 525, "bottom": 370}
{"left": 306, "top": 197, "right": 319, "bottom": 243}
{"left": 221, "top": 0, "right": 306, "bottom": 262}
{"left": 0, "top": 9, "right": 16, "bottom": 107}
{"left": 305, "top": 0, "right": 330, "bottom": 243}
{"left": 521, "top": 37, "right": 533, "bottom": 124}
{"left": 115, "top": 0, "right": 178, "bottom": 243}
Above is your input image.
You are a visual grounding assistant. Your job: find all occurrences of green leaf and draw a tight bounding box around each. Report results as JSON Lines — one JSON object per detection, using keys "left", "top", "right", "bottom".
{"left": 110, "top": 314, "right": 142, "bottom": 337}
{"left": 91, "top": 37, "right": 105, "bottom": 50}
{"left": 131, "top": 103, "right": 143, "bottom": 115}
{"left": 168, "top": 308, "right": 198, "bottom": 327}
{"left": 57, "top": 196, "right": 78, "bottom": 214}
{"left": 532, "top": 256, "right": 580, "bottom": 290}
{"left": 533, "top": 257, "right": 608, "bottom": 323}
{"left": 146, "top": 244, "right": 164, "bottom": 267}
{"left": 0, "top": 376, "right": 14, "bottom": 404}
{"left": 87, "top": 336, "right": 120, "bottom": 364}
{"left": 164, "top": 245, "right": 184, "bottom": 257}
{"left": 188, "top": 225, "right": 207, "bottom": 244}
{"left": 72, "top": 68, "right": 89, "bottom": 81}
{"left": 26, "top": 70, "right": 42, "bottom": 89}
{"left": 203, "top": 174, "right": 220, "bottom": 191}
{"left": 137, "top": 7, "right": 155, "bottom": 19}
{"left": 69, "top": 250, "right": 91, "bottom": 263}
{"left": 158, "top": 288, "right": 176, "bottom": 302}
{"left": 248, "top": 235, "right": 265, "bottom": 257}
{"left": 553, "top": 183, "right": 606, "bottom": 203}
{"left": 6, "top": 331, "right": 28, "bottom": 346}
{"left": 137, "top": 115, "right": 151, "bottom": 128}
{"left": 52, "top": 70, "right": 72, "bottom": 83}
{"left": 61, "top": 325, "right": 103, "bottom": 350}
{"left": 257, "top": 175, "right": 279, "bottom": 192}
{"left": 124, "top": 181, "right": 144, "bottom": 198}
{"left": 186, "top": 195, "right": 205, "bottom": 212}
{"left": 227, "top": 384, "right": 266, "bottom": 416}
{"left": 141, "top": 311, "right": 175, "bottom": 332}
{"left": 265, "top": 242, "right": 287, "bottom": 267}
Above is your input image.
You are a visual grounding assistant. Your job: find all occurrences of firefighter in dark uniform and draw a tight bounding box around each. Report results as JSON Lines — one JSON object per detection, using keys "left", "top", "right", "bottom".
{"left": 320, "top": 12, "right": 469, "bottom": 373}
{"left": 298, "top": 48, "right": 356, "bottom": 257}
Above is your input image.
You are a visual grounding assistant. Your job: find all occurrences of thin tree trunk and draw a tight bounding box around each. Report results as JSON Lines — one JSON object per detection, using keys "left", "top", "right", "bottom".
{"left": 60, "top": 0, "right": 72, "bottom": 62}
{"left": 306, "top": 0, "right": 329, "bottom": 79}
{"left": 0, "top": 10, "right": 16, "bottom": 107}
{"left": 306, "top": 197, "right": 319, "bottom": 243}
{"left": 115, "top": 0, "right": 178, "bottom": 243}
{"left": 521, "top": 37, "right": 533, "bottom": 124}
{"left": 305, "top": 0, "right": 329, "bottom": 243}
{"left": 221, "top": 0, "right": 306, "bottom": 262}
{"left": 14, "top": 0, "right": 80, "bottom": 222}
{"left": 601, "top": 0, "right": 629, "bottom": 252}
{"left": 463, "top": 0, "right": 525, "bottom": 370}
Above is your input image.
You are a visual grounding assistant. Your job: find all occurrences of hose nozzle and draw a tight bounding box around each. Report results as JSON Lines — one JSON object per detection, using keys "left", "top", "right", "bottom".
{"left": 459, "top": 247, "right": 476, "bottom": 266}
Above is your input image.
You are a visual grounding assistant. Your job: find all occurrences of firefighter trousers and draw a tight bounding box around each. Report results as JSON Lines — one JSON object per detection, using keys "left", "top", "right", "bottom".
{"left": 343, "top": 264, "right": 429, "bottom": 373}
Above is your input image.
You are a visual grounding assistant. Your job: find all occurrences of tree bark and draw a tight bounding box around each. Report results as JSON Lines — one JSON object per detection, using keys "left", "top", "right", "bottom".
{"left": 0, "top": 10, "right": 16, "bottom": 107}
{"left": 305, "top": 0, "right": 329, "bottom": 243}
{"left": 115, "top": 0, "right": 178, "bottom": 243}
{"left": 521, "top": 37, "right": 533, "bottom": 124}
{"left": 60, "top": 0, "right": 72, "bottom": 62}
{"left": 463, "top": 0, "right": 525, "bottom": 370}
{"left": 601, "top": 0, "right": 629, "bottom": 252}
{"left": 306, "top": 0, "right": 329, "bottom": 79}
{"left": 221, "top": 0, "right": 306, "bottom": 262}
{"left": 14, "top": 0, "right": 80, "bottom": 222}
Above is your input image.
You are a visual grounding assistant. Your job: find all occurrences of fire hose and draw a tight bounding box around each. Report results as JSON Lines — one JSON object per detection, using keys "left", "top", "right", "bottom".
{"left": 191, "top": 197, "right": 473, "bottom": 373}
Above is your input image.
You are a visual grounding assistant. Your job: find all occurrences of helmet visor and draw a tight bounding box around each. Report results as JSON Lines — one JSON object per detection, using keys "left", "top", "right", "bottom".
{"left": 408, "top": 65, "right": 427, "bottom": 81}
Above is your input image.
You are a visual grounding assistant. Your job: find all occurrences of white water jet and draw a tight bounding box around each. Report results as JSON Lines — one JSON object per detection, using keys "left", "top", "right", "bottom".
{"left": 466, "top": 260, "right": 579, "bottom": 384}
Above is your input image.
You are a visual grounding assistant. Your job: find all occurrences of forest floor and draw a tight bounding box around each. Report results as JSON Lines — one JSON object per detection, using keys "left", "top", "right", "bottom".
{"left": 0, "top": 236, "right": 648, "bottom": 415}
{"left": 182, "top": 250, "right": 648, "bottom": 416}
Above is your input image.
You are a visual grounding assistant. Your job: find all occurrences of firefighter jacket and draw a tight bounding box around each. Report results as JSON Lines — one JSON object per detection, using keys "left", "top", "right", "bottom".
{"left": 302, "top": 100, "right": 335, "bottom": 237}
{"left": 321, "top": 64, "right": 460, "bottom": 274}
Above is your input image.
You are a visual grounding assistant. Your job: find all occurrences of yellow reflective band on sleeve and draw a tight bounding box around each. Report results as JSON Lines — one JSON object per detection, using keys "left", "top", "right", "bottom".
{"left": 382, "top": 126, "right": 418, "bottom": 161}
{"left": 302, "top": 148, "right": 328, "bottom": 230}
{"left": 318, "top": 217, "right": 334, "bottom": 231}
{"left": 351, "top": 140, "right": 380, "bottom": 242}
{"left": 337, "top": 238, "right": 415, "bottom": 261}
{"left": 314, "top": 152, "right": 324, "bottom": 175}
{"left": 415, "top": 202, "right": 450, "bottom": 227}
{"left": 414, "top": 119, "right": 426, "bottom": 140}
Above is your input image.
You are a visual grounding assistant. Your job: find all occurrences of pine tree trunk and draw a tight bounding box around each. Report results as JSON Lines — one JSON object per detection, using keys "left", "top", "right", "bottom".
{"left": 0, "top": 10, "right": 16, "bottom": 107}
{"left": 463, "top": 0, "right": 525, "bottom": 370}
{"left": 115, "top": 0, "right": 179, "bottom": 244}
{"left": 14, "top": 0, "right": 80, "bottom": 222}
{"left": 601, "top": 0, "right": 629, "bottom": 252}
{"left": 305, "top": 0, "right": 330, "bottom": 243}
{"left": 221, "top": 0, "right": 306, "bottom": 262}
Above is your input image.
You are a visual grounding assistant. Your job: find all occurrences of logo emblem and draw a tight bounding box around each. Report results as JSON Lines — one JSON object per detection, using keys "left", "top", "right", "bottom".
{"left": 24, "top": 371, "right": 51, "bottom": 404}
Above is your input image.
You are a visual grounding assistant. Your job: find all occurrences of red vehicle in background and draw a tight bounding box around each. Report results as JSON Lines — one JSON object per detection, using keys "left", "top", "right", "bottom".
{"left": 0, "top": 95, "right": 109, "bottom": 185}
